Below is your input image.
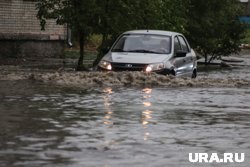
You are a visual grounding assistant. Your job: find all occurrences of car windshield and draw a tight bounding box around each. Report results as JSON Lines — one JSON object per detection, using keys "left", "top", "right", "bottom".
{"left": 112, "top": 34, "right": 171, "bottom": 54}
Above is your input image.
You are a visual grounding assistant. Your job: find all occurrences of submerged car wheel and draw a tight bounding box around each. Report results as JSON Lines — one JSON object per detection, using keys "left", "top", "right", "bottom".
{"left": 192, "top": 69, "right": 197, "bottom": 78}
{"left": 171, "top": 69, "right": 176, "bottom": 76}
{"left": 164, "top": 69, "right": 175, "bottom": 76}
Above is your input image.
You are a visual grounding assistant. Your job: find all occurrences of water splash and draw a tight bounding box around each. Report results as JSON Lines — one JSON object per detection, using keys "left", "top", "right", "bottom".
{"left": 1, "top": 65, "right": 250, "bottom": 88}
{"left": 30, "top": 71, "right": 250, "bottom": 88}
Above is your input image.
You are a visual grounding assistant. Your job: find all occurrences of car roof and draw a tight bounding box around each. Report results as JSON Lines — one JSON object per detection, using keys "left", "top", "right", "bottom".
{"left": 123, "top": 30, "right": 181, "bottom": 36}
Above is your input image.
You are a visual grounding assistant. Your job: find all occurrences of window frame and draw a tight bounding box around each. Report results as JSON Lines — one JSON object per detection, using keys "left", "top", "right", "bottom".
{"left": 174, "top": 36, "right": 182, "bottom": 53}
{"left": 177, "top": 35, "right": 191, "bottom": 53}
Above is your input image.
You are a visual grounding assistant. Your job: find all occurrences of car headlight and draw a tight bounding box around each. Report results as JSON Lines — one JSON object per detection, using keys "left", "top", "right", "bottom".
{"left": 146, "top": 63, "right": 164, "bottom": 72}
{"left": 99, "top": 60, "right": 112, "bottom": 70}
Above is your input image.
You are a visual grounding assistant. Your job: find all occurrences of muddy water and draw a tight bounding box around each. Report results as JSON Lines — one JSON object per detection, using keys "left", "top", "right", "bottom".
{"left": 0, "top": 55, "right": 250, "bottom": 167}
{"left": 0, "top": 80, "right": 250, "bottom": 167}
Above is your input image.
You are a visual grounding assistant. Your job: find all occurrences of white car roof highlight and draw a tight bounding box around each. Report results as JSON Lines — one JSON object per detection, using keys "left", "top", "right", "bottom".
{"left": 123, "top": 30, "right": 181, "bottom": 37}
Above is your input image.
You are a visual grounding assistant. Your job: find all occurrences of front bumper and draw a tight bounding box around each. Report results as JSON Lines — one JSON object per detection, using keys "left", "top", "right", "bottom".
{"left": 98, "top": 65, "right": 174, "bottom": 76}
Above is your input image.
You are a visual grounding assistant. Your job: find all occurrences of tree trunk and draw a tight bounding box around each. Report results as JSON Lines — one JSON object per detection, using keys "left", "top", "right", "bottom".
{"left": 93, "top": 32, "right": 108, "bottom": 67}
{"left": 77, "top": 31, "right": 86, "bottom": 71}
{"left": 208, "top": 54, "right": 215, "bottom": 64}
{"left": 93, "top": 1, "right": 109, "bottom": 67}
{"left": 204, "top": 54, "right": 208, "bottom": 65}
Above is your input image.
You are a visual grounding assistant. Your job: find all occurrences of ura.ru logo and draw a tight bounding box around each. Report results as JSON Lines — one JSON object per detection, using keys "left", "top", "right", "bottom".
{"left": 189, "top": 153, "right": 245, "bottom": 163}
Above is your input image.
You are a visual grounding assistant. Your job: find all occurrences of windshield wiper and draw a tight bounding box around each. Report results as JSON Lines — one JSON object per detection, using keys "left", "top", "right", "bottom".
{"left": 126, "top": 49, "right": 160, "bottom": 54}
{"left": 112, "top": 49, "right": 125, "bottom": 52}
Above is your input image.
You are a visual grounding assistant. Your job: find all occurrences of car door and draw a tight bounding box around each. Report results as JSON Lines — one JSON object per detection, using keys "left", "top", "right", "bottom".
{"left": 177, "top": 35, "right": 194, "bottom": 76}
{"left": 173, "top": 36, "right": 186, "bottom": 76}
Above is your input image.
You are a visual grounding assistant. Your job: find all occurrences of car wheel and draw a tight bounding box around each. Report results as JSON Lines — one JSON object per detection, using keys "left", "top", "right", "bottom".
{"left": 192, "top": 69, "right": 197, "bottom": 78}
{"left": 170, "top": 69, "right": 176, "bottom": 76}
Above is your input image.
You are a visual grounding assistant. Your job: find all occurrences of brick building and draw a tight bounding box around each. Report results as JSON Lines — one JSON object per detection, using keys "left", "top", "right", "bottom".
{"left": 0, "top": 0, "right": 67, "bottom": 59}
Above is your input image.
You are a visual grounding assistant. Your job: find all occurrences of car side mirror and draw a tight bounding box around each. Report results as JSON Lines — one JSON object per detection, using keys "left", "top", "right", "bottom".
{"left": 175, "top": 50, "right": 187, "bottom": 57}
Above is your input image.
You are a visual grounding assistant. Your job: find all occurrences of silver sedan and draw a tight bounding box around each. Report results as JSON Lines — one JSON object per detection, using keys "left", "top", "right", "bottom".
{"left": 98, "top": 30, "right": 197, "bottom": 78}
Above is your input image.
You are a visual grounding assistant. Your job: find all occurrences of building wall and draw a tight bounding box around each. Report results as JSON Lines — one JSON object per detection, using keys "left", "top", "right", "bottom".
{"left": 0, "top": 0, "right": 66, "bottom": 59}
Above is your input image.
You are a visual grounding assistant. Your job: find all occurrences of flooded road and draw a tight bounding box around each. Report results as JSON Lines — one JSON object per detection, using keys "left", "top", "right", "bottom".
{"left": 0, "top": 81, "right": 250, "bottom": 167}
{"left": 0, "top": 54, "right": 250, "bottom": 167}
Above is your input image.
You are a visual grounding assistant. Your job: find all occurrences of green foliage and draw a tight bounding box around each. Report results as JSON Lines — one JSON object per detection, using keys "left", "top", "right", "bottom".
{"left": 241, "top": 28, "right": 250, "bottom": 44}
{"left": 186, "top": 0, "right": 246, "bottom": 64}
{"left": 36, "top": 0, "right": 101, "bottom": 70}
{"left": 92, "top": 0, "right": 188, "bottom": 66}
{"left": 64, "top": 50, "right": 97, "bottom": 60}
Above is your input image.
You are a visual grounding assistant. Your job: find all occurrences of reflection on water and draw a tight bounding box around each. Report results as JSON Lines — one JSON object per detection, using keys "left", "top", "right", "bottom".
{"left": 142, "top": 88, "right": 153, "bottom": 127}
{"left": 0, "top": 81, "right": 250, "bottom": 167}
{"left": 103, "top": 88, "right": 114, "bottom": 127}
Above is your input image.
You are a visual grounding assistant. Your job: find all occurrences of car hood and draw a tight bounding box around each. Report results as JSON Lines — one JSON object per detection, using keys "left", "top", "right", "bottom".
{"left": 103, "top": 52, "right": 171, "bottom": 64}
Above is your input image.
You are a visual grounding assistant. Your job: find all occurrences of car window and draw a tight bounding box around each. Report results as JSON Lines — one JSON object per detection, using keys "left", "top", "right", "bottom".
{"left": 112, "top": 34, "right": 171, "bottom": 54}
{"left": 124, "top": 37, "right": 144, "bottom": 51}
{"left": 174, "top": 37, "right": 181, "bottom": 52}
{"left": 112, "top": 36, "right": 126, "bottom": 51}
{"left": 178, "top": 36, "right": 190, "bottom": 52}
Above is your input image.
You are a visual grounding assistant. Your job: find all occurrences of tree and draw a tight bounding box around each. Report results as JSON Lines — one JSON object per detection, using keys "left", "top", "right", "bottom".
{"left": 36, "top": 0, "right": 189, "bottom": 68}
{"left": 36, "top": 0, "right": 99, "bottom": 70}
{"left": 186, "top": 0, "right": 246, "bottom": 65}
{"left": 92, "top": 0, "right": 189, "bottom": 66}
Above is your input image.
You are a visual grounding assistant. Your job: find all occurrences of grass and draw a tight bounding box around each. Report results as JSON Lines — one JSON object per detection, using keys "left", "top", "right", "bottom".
{"left": 242, "top": 28, "right": 250, "bottom": 44}
{"left": 64, "top": 49, "right": 97, "bottom": 59}
{"left": 64, "top": 34, "right": 101, "bottom": 59}
{"left": 63, "top": 34, "right": 102, "bottom": 68}
{"left": 64, "top": 49, "right": 98, "bottom": 68}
